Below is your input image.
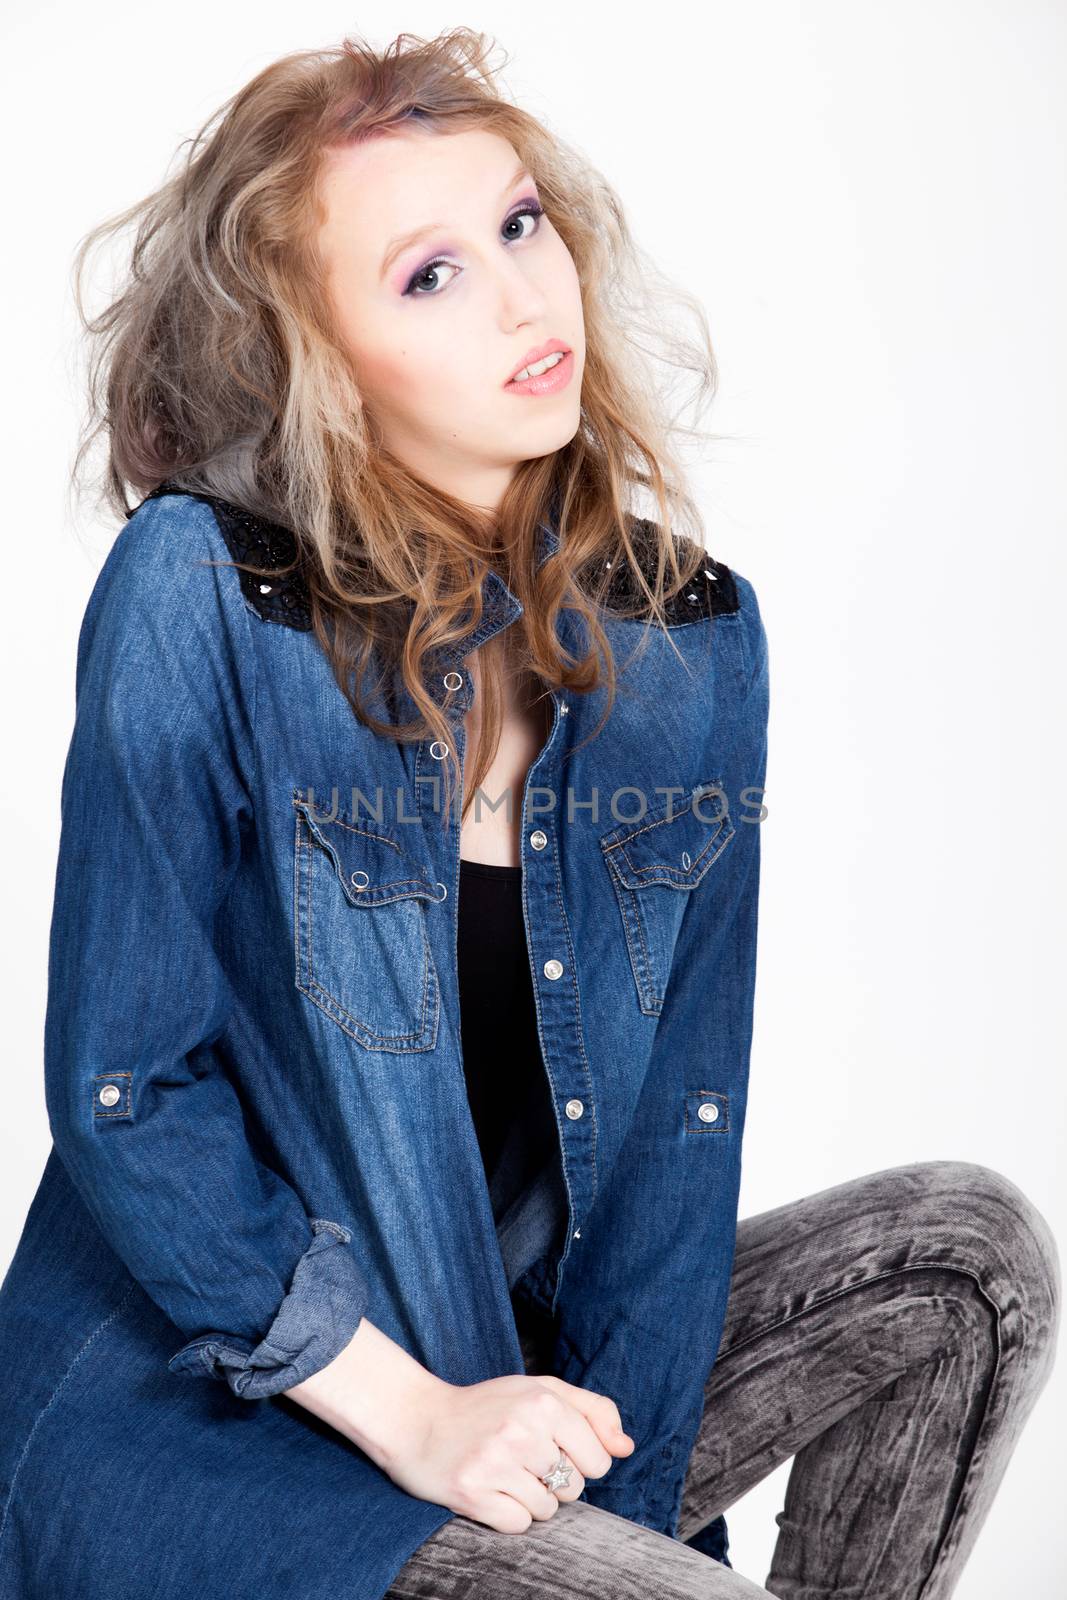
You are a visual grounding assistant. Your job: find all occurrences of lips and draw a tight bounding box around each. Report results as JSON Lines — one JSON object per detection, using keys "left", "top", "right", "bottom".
{"left": 505, "top": 338, "right": 571, "bottom": 384}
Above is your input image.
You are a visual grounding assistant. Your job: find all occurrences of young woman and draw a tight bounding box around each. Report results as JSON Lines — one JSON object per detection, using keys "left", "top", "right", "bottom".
{"left": 0, "top": 28, "right": 1058, "bottom": 1600}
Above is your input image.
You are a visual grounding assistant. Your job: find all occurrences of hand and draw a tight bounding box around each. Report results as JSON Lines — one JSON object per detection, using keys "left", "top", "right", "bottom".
{"left": 384, "top": 1369, "right": 636, "bottom": 1533}
{"left": 284, "top": 1317, "right": 635, "bottom": 1534}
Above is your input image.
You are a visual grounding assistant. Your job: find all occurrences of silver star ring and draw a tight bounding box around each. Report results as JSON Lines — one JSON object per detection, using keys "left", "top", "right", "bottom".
{"left": 538, "top": 1450, "right": 574, "bottom": 1493}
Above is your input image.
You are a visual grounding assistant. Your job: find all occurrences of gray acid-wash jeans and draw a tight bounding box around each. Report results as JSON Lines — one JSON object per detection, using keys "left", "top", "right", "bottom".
{"left": 384, "top": 1161, "right": 1060, "bottom": 1600}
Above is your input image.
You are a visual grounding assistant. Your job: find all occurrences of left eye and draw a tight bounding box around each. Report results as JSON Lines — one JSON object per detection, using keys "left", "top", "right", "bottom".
{"left": 502, "top": 205, "right": 543, "bottom": 243}
{"left": 403, "top": 203, "right": 545, "bottom": 298}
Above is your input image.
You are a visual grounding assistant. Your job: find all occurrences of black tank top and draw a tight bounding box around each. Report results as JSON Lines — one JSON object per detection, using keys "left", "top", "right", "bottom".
{"left": 456, "top": 857, "right": 559, "bottom": 1224}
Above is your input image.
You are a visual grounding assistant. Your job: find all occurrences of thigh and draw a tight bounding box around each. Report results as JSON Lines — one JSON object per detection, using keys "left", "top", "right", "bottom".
{"left": 678, "top": 1159, "right": 1060, "bottom": 1539}
{"left": 384, "top": 1498, "right": 777, "bottom": 1599}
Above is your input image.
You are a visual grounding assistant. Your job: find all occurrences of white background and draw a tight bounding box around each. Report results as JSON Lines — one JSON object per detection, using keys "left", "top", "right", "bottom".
{"left": 1, "top": 3, "right": 1064, "bottom": 1594}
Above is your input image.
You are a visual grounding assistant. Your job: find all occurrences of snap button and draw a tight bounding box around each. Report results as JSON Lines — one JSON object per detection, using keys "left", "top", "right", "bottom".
{"left": 530, "top": 830, "right": 548, "bottom": 851}
{"left": 350, "top": 870, "right": 370, "bottom": 891}
{"left": 682, "top": 850, "right": 691, "bottom": 870}
{"left": 98, "top": 1084, "right": 121, "bottom": 1107}
{"left": 443, "top": 670, "right": 463, "bottom": 691}
{"left": 573, "top": 1228, "right": 582, "bottom": 1239}
{"left": 428, "top": 740, "right": 449, "bottom": 760}
{"left": 543, "top": 958, "right": 564, "bottom": 980}
{"left": 685, "top": 1089, "right": 730, "bottom": 1132}
{"left": 565, "top": 1099, "right": 584, "bottom": 1119}
{"left": 559, "top": 701, "right": 569, "bottom": 716}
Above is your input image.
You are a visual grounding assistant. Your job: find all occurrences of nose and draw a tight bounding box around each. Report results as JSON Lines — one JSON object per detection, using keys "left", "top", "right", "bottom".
{"left": 494, "top": 253, "right": 551, "bottom": 339}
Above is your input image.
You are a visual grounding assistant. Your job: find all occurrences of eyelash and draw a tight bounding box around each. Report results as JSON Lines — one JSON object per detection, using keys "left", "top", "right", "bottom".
{"left": 402, "top": 202, "right": 545, "bottom": 298}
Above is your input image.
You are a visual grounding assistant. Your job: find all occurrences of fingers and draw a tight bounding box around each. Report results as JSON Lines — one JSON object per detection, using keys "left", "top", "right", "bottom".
{"left": 445, "top": 1377, "right": 633, "bottom": 1535}
{"left": 530, "top": 1445, "right": 586, "bottom": 1504}
{"left": 493, "top": 1441, "right": 588, "bottom": 1525}
{"left": 532, "top": 1376, "right": 634, "bottom": 1463}
{"left": 510, "top": 1461, "right": 587, "bottom": 1522}
{"left": 524, "top": 1386, "right": 614, "bottom": 1482}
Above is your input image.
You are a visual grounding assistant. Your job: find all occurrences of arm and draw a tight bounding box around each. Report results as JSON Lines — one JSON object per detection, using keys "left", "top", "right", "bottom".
{"left": 44, "top": 495, "right": 367, "bottom": 1400}
{"left": 283, "top": 1314, "right": 445, "bottom": 1465}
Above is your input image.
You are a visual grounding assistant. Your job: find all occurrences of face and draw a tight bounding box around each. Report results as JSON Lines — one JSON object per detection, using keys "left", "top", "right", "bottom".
{"left": 315, "top": 125, "right": 586, "bottom": 512}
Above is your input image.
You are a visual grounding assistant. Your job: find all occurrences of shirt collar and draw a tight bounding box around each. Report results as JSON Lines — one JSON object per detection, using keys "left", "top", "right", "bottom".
{"left": 429, "top": 499, "right": 562, "bottom": 674}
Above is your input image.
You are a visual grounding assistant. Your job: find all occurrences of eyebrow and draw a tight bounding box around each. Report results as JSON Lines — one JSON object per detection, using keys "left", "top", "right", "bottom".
{"left": 379, "top": 164, "right": 533, "bottom": 281}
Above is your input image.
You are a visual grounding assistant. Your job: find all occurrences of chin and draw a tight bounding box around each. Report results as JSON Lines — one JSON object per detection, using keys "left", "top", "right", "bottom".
{"left": 515, "top": 407, "right": 582, "bottom": 455}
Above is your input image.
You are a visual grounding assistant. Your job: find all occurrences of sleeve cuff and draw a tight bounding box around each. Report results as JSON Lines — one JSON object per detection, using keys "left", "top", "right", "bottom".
{"left": 166, "top": 1218, "right": 368, "bottom": 1399}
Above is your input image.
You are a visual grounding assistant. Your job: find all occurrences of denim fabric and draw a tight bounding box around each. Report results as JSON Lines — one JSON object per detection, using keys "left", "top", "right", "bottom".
{"left": 385, "top": 1161, "right": 1060, "bottom": 1600}
{"left": 0, "top": 487, "right": 769, "bottom": 1598}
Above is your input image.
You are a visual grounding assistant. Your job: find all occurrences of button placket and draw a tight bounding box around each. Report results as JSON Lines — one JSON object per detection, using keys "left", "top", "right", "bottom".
{"left": 515, "top": 710, "right": 597, "bottom": 1292}
{"left": 438, "top": 614, "right": 595, "bottom": 1290}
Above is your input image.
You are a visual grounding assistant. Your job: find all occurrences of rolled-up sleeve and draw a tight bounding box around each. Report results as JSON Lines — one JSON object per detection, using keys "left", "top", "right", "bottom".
{"left": 44, "top": 495, "right": 368, "bottom": 1400}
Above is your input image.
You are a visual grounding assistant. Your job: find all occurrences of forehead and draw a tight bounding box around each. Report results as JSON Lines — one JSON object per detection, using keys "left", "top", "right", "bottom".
{"left": 316, "top": 125, "right": 522, "bottom": 253}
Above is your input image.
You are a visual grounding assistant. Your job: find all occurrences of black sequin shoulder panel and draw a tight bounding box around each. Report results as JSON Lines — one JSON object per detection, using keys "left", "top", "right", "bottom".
{"left": 127, "top": 486, "right": 738, "bottom": 632}
{"left": 129, "top": 480, "right": 313, "bottom": 631}
{"left": 580, "top": 516, "right": 740, "bottom": 622}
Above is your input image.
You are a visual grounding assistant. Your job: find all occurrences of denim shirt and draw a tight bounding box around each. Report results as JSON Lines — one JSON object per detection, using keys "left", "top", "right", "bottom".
{"left": 0, "top": 485, "right": 768, "bottom": 1596}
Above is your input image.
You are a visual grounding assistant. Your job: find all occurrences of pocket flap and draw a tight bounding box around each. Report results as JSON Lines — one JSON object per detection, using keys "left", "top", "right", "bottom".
{"left": 600, "top": 779, "right": 735, "bottom": 891}
{"left": 293, "top": 791, "right": 443, "bottom": 908}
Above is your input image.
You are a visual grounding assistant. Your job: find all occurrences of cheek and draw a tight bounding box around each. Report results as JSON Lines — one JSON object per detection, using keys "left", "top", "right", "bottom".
{"left": 364, "top": 328, "right": 495, "bottom": 429}
{"left": 554, "top": 246, "right": 584, "bottom": 324}
{"left": 347, "top": 331, "right": 414, "bottom": 403}
{"left": 332, "top": 297, "right": 430, "bottom": 409}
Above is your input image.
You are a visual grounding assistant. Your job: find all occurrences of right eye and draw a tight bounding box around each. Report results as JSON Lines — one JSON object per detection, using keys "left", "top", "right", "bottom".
{"left": 403, "top": 257, "right": 460, "bottom": 297}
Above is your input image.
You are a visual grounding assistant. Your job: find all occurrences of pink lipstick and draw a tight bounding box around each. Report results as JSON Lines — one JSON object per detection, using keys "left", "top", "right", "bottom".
{"left": 503, "top": 338, "right": 575, "bottom": 397}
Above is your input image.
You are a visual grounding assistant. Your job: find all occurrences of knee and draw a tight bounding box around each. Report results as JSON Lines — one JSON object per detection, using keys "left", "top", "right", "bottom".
{"left": 903, "top": 1160, "right": 1060, "bottom": 1357}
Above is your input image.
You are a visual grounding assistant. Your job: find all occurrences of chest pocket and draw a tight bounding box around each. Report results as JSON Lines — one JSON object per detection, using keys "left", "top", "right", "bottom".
{"left": 293, "top": 793, "right": 444, "bottom": 1052}
{"left": 600, "top": 779, "right": 735, "bottom": 1016}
